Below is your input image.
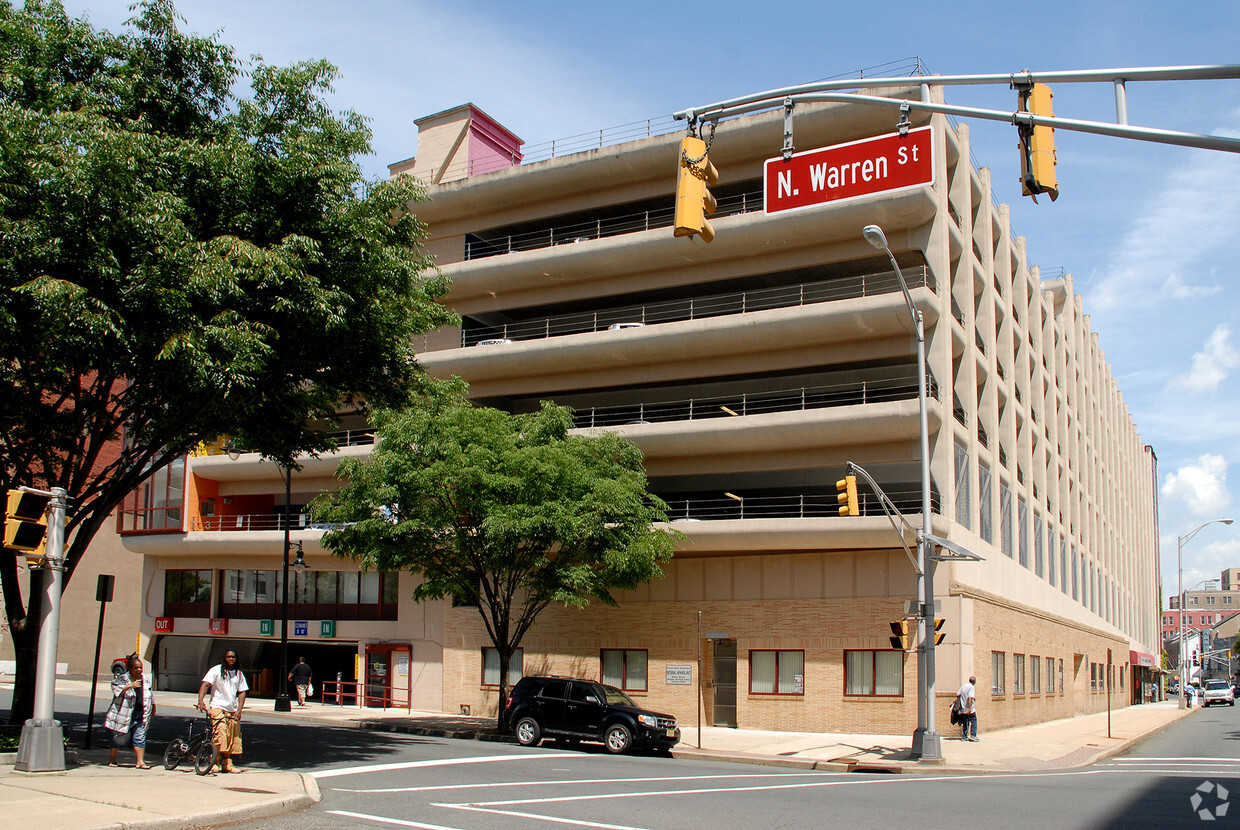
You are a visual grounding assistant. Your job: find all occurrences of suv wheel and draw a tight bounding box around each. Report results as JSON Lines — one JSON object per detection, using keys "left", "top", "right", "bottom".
{"left": 515, "top": 717, "right": 542, "bottom": 747}
{"left": 604, "top": 723, "right": 633, "bottom": 754}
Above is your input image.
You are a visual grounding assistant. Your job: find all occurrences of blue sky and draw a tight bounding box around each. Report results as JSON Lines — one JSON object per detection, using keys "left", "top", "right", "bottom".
{"left": 60, "top": 1, "right": 1240, "bottom": 603}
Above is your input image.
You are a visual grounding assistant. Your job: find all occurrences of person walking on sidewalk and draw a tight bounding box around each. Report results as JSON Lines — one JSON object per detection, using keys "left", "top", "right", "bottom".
{"left": 957, "top": 676, "right": 978, "bottom": 741}
{"left": 104, "top": 655, "right": 156, "bottom": 768}
{"left": 197, "top": 649, "right": 248, "bottom": 773}
{"left": 289, "top": 656, "right": 313, "bottom": 706}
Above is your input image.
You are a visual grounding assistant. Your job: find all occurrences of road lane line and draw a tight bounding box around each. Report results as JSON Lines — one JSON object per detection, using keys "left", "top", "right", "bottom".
{"left": 331, "top": 771, "right": 837, "bottom": 794}
{"left": 311, "top": 754, "right": 566, "bottom": 779}
{"left": 441, "top": 804, "right": 654, "bottom": 830}
{"left": 327, "top": 809, "right": 465, "bottom": 830}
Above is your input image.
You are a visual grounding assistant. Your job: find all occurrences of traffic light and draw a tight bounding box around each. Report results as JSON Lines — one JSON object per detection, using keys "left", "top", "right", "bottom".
{"left": 1017, "top": 83, "right": 1058, "bottom": 202}
{"left": 836, "top": 475, "right": 859, "bottom": 516}
{"left": 674, "top": 135, "right": 718, "bottom": 243}
{"left": 889, "top": 620, "right": 911, "bottom": 651}
{"left": 933, "top": 617, "right": 946, "bottom": 646}
{"left": 4, "top": 489, "right": 49, "bottom": 555}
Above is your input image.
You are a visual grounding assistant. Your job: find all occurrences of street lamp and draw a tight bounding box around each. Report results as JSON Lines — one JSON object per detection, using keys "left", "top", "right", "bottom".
{"left": 275, "top": 464, "right": 307, "bottom": 713}
{"left": 862, "top": 224, "right": 939, "bottom": 762}
{"left": 1178, "top": 518, "right": 1233, "bottom": 709}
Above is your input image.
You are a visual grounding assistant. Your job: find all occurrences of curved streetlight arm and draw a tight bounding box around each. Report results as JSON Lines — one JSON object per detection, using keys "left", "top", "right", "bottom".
{"left": 1180, "top": 519, "right": 1234, "bottom": 548}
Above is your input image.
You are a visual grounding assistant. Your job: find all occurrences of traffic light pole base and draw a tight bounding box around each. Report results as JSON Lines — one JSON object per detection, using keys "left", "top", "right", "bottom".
{"left": 910, "top": 727, "right": 944, "bottom": 764}
{"left": 274, "top": 694, "right": 292, "bottom": 713}
{"left": 14, "top": 718, "right": 66, "bottom": 773}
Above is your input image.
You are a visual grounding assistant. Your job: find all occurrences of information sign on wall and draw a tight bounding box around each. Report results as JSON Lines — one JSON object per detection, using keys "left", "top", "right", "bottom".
{"left": 666, "top": 665, "right": 693, "bottom": 685}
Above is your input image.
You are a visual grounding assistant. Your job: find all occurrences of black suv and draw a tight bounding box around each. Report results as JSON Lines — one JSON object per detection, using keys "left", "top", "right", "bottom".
{"left": 504, "top": 676, "right": 680, "bottom": 754}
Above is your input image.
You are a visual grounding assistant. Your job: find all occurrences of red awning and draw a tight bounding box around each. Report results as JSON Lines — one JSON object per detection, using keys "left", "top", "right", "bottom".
{"left": 1129, "top": 650, "right": 1157, "bottom": 668}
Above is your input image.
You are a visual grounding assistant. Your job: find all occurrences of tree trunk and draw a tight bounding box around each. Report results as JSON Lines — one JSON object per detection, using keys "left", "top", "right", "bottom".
{"left": 6, "top": 587, "right": 41, "bottom": 725}
{"left": 496, "top": 646, "right": 511, "bottom": 734}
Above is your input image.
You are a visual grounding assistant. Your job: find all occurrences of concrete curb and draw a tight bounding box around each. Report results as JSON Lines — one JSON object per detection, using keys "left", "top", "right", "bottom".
{"left": 79, "top": 773, "right": 321, "bottom": 830}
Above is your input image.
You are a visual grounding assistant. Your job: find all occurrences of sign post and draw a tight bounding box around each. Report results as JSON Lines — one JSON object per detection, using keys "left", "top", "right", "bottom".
{"left": 84, "top": 575, "right": 115, "bottom": 749}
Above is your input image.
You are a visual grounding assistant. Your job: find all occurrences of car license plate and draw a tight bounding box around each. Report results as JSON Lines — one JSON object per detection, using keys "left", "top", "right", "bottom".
{"left": 666, "top": 729, "right": 676, "bottom": 737}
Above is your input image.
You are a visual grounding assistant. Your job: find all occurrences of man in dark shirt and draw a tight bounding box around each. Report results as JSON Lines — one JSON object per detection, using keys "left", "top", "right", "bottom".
{"left": 289, "top": 656, "right": 313, "bottom": 706}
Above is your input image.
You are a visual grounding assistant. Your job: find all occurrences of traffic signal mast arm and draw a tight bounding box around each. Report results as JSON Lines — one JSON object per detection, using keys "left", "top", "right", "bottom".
{"left": 675, "top": 65, "right": 1240, "bottom": 161}
{"left": 843, "top": 462, "right": 920, "bottom": 574}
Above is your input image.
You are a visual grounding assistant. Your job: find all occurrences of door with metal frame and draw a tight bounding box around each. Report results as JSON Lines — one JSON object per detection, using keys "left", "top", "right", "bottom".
{"left": 712, "top": 639, "right": 737, "bottom": 727}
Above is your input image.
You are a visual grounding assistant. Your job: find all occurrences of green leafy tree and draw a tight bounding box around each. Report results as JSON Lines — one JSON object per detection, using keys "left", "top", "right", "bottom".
{"left": 0, "top": 0, "right": 455, "bottom": 722}
{"left": 313, "top": 379, "right": 679, "bottom": 729}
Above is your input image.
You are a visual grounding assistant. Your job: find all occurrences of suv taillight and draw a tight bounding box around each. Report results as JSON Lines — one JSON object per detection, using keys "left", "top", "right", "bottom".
{"left": 505, "top": 694, "right": 513, "bottom": 710}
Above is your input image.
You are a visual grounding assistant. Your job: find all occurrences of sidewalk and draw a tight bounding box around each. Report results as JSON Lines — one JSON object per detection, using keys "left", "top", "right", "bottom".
{"left": 0, "top": 679, "right": 1195, "bottom": 830}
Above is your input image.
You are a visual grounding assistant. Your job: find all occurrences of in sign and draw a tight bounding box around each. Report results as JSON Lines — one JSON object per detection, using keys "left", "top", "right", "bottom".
{"left": 764, "top": 127, "right": 934, "bottom": 215}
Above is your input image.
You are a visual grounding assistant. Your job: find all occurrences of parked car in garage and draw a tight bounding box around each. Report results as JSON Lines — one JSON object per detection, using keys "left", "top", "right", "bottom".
{"left": 505, "top": 675, "right": 680, "bottom": 754}
{"left": 1203, "top": 678, "right": 1235, "bottom": 706}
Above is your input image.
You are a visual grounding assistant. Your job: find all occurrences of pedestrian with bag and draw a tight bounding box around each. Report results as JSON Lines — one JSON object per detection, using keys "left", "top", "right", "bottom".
{"left": 105, "top": 655, "right": 156, "bottom": 768}
{"left": 956, "top": 675, "right": 978, "bottom": 741}
{"left": 289, "top": 656, "right": 313, "bottom": 706}
{"left": 197, "top": 649, "right": 248, "bottom": 773}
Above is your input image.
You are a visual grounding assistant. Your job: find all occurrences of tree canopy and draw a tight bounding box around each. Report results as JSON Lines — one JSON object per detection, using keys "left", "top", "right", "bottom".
{"left": 313, "top": 379, "right": 678, "bottom": 725}
{"left": 0, "top": 0, "right": 455, "bottom": 722}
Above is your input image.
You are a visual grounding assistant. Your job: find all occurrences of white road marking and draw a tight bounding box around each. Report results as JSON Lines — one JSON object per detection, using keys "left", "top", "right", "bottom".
{"left": 331, "top": 771, "right": 836, "bottom": 794}
{"left": 440, "top": 804, "right": 653, "bottom": 830}
{"left": 434, "top": 769, "right": 1110, "bottom": 808}
{"left": 327, "top": 809, "right": 464, "bottom": 829}
{"left": 311, "top": 754, "right": 566, "bottom": 779}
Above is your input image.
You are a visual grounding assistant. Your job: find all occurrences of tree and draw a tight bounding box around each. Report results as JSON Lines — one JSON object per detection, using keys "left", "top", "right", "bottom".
{"left": 0, "top": 0, "right": 456, "bottom": 723}
{"left": 313, "top": 379, "right": 679, "bottom": 730}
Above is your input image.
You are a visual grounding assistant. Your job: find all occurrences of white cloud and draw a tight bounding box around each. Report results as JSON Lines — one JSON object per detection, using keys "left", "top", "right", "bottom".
{"left": 1162, "top": 454, "right": 1231, "bottom": 517}
{"left": 1168, "top": 325, "right": 1240, "bottom": 393}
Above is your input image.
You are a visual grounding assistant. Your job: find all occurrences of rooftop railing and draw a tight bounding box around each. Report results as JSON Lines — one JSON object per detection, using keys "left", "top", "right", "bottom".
{"left": 663, "top": 489, "right": 941, "bottom": 521}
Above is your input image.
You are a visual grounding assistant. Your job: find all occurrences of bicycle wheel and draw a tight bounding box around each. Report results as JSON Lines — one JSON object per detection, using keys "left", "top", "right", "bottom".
{"left": 194, "top": 740, "right": 218, "bottom": 775}
{"left": 163, "top": 738, "right": 187, "bottom": 770}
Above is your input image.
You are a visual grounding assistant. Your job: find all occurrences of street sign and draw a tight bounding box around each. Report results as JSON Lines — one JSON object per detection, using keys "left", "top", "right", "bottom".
{"left": 259, "top": 619, "right": 274, "bottom": 636}
{"left": 321, "top": 620, "right": 336, "bottom": 638}
{"left": 764, "top": 126, "right": 934, "bottom": 215}
{"left": 294, "top": 620, "right": 308, "bottom": 637}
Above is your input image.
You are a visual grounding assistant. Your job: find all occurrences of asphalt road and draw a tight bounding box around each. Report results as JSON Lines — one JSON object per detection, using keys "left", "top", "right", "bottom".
{"left": 6, "top": 689, "right": 1239, "bottom": 829}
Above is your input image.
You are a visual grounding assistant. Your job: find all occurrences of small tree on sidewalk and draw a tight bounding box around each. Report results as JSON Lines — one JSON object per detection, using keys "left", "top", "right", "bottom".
{"left": 313, "top": 379, "right": 678, "bottom": 730}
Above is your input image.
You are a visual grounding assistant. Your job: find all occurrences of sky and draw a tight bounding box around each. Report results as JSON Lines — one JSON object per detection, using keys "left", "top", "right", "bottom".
{"left": 56, "top": 0, "right": 1240, "bottom": 605}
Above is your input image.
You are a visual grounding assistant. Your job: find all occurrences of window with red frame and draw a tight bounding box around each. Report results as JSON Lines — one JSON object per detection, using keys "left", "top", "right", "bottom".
{"left": 749, "top": 649, "right": 804, "bottom": 695}
{"left": 117, "top": 456, "right": 185, "bottom": 533}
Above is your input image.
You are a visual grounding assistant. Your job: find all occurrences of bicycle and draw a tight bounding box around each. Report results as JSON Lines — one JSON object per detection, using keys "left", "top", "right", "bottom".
{"left": 162, "top": 709, "right": 222, "bottom": 775}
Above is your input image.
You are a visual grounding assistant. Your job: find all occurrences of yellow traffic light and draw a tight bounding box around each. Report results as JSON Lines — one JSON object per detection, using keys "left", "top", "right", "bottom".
{"left": 933, "top": 617, "right": 947, "bottom": 646}
{"left": 889, "top": 620, "right": 911, "bottom": 651}
{"left": 4, "top": 489, "right": 49, "bottom": 554}
{"left": 674, "top": 135, "right": 718, "bottom": 243}
{"left": 1018, "top": 83, "right": 1058, "bottom": 202}
{"left": 836, "top": 475, "right": 859, "bottom": 516}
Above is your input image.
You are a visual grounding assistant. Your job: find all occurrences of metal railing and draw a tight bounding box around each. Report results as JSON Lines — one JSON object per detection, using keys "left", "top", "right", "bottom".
{"left": 462, "top": 266, "right": 934, "bottom": 346}
{"left": 199, "top": 428, "right": 377, "bottom": 457}
{"left": 663, "top": 489, "right": 941, "bottom": 521}
{"left": 190, "top": 513, "right": 344, "bottom": 532}
{"left": 463, "top": 187, "right": 764, "bottom": 260}
{"left": 320, "top": 679, "right": 412, "bottom": 711}
{"left": 573, "top": 373, "right": 938, "bottom": 429}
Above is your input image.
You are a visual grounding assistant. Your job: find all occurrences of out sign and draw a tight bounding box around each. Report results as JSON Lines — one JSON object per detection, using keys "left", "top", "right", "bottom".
{"left": 764, "top": 127, "right": 934, "bottom": 214}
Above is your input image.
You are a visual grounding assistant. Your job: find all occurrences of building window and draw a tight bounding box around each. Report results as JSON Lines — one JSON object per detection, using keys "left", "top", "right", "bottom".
{"left": 1058, "top": 658, "right": 1064, "bottom": 693}
{"left": 991, "top": 651, "right": 1006, "bottom": 695}
{"left": 1226, "top": 597, "right": 1234, "bottom": 606}
{"left": 482, "top": 647, "right": 523, "bottom": 687}
{"left": 1191, "top": 596, "right": 1199, "bottom": 606}
{"left": 1071, "top": 547, "right": 1079, "bottom": 600}
{"left": 1090, "top": 662, "right": 1099, "bottom": 691}
{"left": 1060, "top": 538, "right": 1068, "bottom": 596}
{"left": 218, "top": 569, "right": 398, "bottom": 620}
{"left": 1000, "top": 485, "right": 1013, "bottom": 559}
{"left": 844, "top": 650, "right": 903, "bottom": 696}
{"left": 164, "top": 569, "right": 212, "bottom": 617}
{"left": 979, "top": 464, "right": 994, "bottom": 543}
{"left": 1013, "top": 654, "right": 1026, "bottom": 694}
{"left": 954, "top": 443, "right": 971, "bottom": 528}
{"left": 602, "top": 649, "right": 648, "bottom": 692}
{"left": 750, "top": 650, "right": 804, "bottom": 695}
{"left": 118, "top": 455, "right": 186, "bottom": 533}
{"left": 1207, "top": 596, "right": 1216, "bottom": 606}
{"left": 1047, "top": 657, "right": 1056, "bottom": 693}
{"left": 1034, "top": 513, "right": 1045, "bottom": 579}
{"left": 1017, "top": 499, "right": 1029, "bottom": 568}
{"left": 1030, "top": 655, "right": 1041, "bottom": 694}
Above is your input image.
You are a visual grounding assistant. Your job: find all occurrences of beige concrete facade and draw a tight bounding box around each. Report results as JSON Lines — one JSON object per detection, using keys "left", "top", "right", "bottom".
{"left": 93, "top": 84, "right": 1159, "bottom": 736}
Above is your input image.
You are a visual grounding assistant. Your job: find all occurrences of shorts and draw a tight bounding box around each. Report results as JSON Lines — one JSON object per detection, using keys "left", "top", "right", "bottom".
{"left": 110, "top": 719, "right": 147, "bottom": 749}
{"left": 209, "top": 708, "right": 242, "bottom": 754}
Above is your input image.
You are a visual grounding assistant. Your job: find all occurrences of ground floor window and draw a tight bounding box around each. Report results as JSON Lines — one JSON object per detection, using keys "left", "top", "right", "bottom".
{"left": 601, "top": 649, "right": 648, "bottom": 691}
{"left": 164, "top": 569, "right": 212, "bottom": 617}
{"left": 844, "top": 650, "right": 903, "bottom": 696}
{"left": 1047, "top": 657, "right": 1055, "bottom": 693}
{"left": 750, "top": 650, "right": 804, "bottom": 695}
{"left": 218, "top": 569, "right": 398, "bottom": 620}
{"left": 482, "top": 647, "right": 523, "bottom": 687}
{"left": 1013, "top": 654, "right": 1026, "bottom": 694}
{"left": 1030, "top": 655, "right": 1042, "bottom": 693}
{"left": 991, "top": 651, "right": 1006, "bottom": 695}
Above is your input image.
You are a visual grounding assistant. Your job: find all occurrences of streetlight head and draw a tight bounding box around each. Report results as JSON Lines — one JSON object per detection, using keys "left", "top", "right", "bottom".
{"left": 1223, "top": 519, "right": 1234, "bottom": 525}
{"left": 862, "top": 224, "right": 889, "bottom": 252}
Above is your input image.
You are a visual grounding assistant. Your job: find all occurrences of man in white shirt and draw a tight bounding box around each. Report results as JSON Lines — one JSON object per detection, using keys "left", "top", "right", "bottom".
{"left": 197, "top": 649, "right": 248, "bottom": 772}
{"left": 956, "top": 676, "right": 978, "bottom": 741}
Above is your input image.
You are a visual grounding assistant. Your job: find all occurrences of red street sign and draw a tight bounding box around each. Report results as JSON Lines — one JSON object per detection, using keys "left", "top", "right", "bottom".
{"left": 208, "top": 618, "right": 229, "bottom": 635}
{"left": 764, "top": 126, "right": 934, "bottom": 215}
{"left": 154, "top": 617, "right": 173, "bottom": 633}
